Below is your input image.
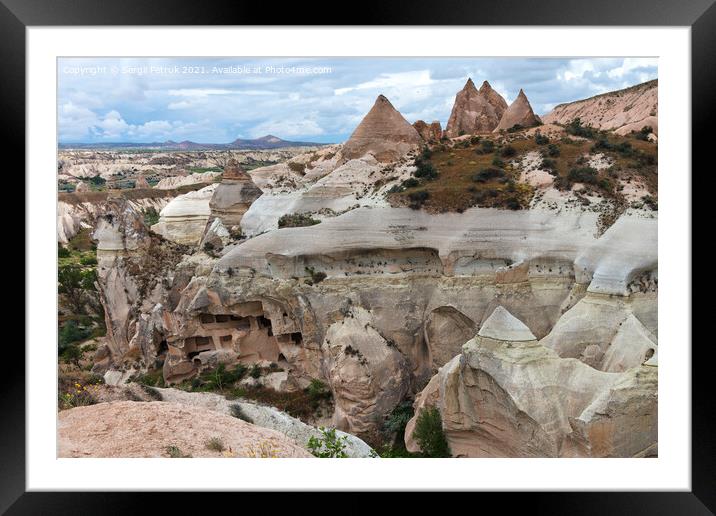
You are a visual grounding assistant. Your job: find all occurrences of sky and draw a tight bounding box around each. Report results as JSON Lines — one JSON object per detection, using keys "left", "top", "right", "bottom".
{"left": 58, "top": 57, "right": 657, "bottom": 144}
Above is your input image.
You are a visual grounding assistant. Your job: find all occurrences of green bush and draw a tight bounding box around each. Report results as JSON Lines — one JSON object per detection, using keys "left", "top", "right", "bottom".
{"left": 307, "top": 427, "right": 349, "bottom": 458}
{"left": 205, "top": 437, "right": 225, "bottom": 452}
{"left": 491, "top": 157, "right": 505, "bottom": 168}
{"left": 58, "top": 244, "right": 70, "bottom": 258}
{"left": 80, "top": 255, "right": 97, "bottom": 266}
{"left": 507, "top": 124, "right": 524, "bottom": 133}
{"left": 535, "top": 132, "right": 550, "bottom": 145}
{"left": 412, "top": 406, "right": 450, "bottom": 457}
{"left": 565, "top": 118, "right": 595, "bottom": 138}
{"left": 546, "top": 143, "right": 560, "bottom": 157}
{"left": 500, "top": 145, "right": 517, "bottom": 158}
{"left": 59, "top": 320, "right": 91, "bottom": 350}
{"left": 88, "top": 175, "right": 106, "bottom": 186}
{"left": 402, "top": 177, "right": 419, "bottom": 188}
{"left": 472, "top": 168, "right": 506, "bottom": 183}
{"left": 481, "top": 139, "right": 495, "bottom": 153}
{"left": 143, "top": 207, "right": 160, "bottom": 227}
{"left": 307, "top": 379, "right": 331, "bottom": 404}
{"left": 568, "top": 166, "right": 599, "bottom": 184}
{"left": 414, "top": 159, "right": 438, "bottom": 180}
{"left": 407, "top": 190, "right": 430, "bottom": 209}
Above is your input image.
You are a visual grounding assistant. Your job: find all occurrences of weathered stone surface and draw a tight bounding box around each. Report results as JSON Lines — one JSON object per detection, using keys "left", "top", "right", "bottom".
{"left": 74, "top": 181, "right": 91, "bottom": 192}
{"left": 58, "top": 401, "right": 312, "bottom": 458}
{"left": 322, "top": 306, "right": 410, "bottom": 435}
{"left": 341, "top": 95, "right": 422, "bottom": 162}
{"left": 151, "top": 184, "right": 217, "bottom": 246}
{"left": 600, "top": 313, "right": 657, "bottom": 372}
{"left": 413, "top": 120, "right": 443, "bottom": 142}
{"left": 210, "top": 159, "right": 263, "bottom": 228}
{"left": 134, "top": 175, "right": 151, "bottom": 189}
{"left": 445, "top": 79, "right": 508, "bottom": 137}
{"left": 405, "top": 306, "right": 657, "bottom": 457}
{"left": 494, "top": 89, "right": 541, "bottom": 132}
{"left": 543, "top": 79, "right": 657, "bottom": 134}
{"left": 154, "top": 387, "right": 376, "bottom": 457}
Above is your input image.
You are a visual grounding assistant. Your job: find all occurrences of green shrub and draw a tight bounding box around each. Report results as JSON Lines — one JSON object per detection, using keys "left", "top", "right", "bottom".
{"left": 491, "top": 157, "right": 505, "bottom": 168}
{"left": 481, "top": 139, "right": 495, "bottom": 153}
{"left": 565, "top": 118, "right": 595, "bottom": 138}
{"left": 287, "top": 161, "right": 306, "bottom": 174}
{"left": 205, "top": 437, "right": 225, "bottom": 452}
{"left": 58, "top": 244, "right": 70, "bottom": 258}
{"left": 384, "top": 401, "right": 414, "bottom": 437}
{"left": 165, "top": 445, "right": 191, "bottom": 458}
{"left": 88, "top": 175, "right": 106, "bottom": 186}
{"left": 249, "top": 364, "right": 262, "bottom": 379}
{"left": 80, "top": 255, "right": 97, "bottom": 266}
{"left": 307, "top": 379, "right": 331, "bottom": 405}
{"left": 412, "top": 406, "right": 450, "bottom": 457}
{"left": 407, "top": 190, "right": 430, "bottom": 209}
{"left": 568, "top": 166, "right": 599, "bottom": 184}
{"left": 541, "top": 158, "right": 557, "bottom": 172}
{"left": 546, "top": 143, "right": 560, "bottom": 157}
{"left": 500, "top": 145, "right": 517, "bottom": 158}
{"left": 414, "top": 159, "right": 438, "bottom": 180}
{"left": 59, "top": 320, "right": 91, "bottom": 350}
{"left": 143, "top": 207, "right": 160, "bottom": 227}
{"left": 535, "top": 132, "right": 550, "bottom": 145}
{"left": 307, "top": 427, "right": 349, "bottom": 458}
{"left": 507, "top": 124, "right": 524, "bottom": 133}
{"left": 472, "top": 168, "right": 506, "bottom": 183}
{"left": 402, "top": 178, "right": 419, "bottom": 188}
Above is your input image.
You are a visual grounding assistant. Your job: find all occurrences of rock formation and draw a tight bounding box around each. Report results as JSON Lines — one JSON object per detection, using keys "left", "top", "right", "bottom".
{"left": 151, "top": 184, "right": 217, "bottom": 246}
{"left": 493, "top": 89, "right": 541, "bottom": 132}
{"left": 340, "top": 95, "right": 422, "bottom": 162}
{"left": 209, "top": 159, "right": 262, "bottom": 230}
{"left": 404, "top": 306, "right": 657, "bottom": 457}
{"left": 91, "top": 199, "right": 191, "bottom": 374}
{"left": 542, "top": 79, "right": 657, "bottom": 134}
{"left": 74, "top": 181, "right": 91, "bottom": 193}
{"left": 321, "top": 306, "right": 410, "bottom": 435}
{"left": 58, "top": 401, "right": 312, "bottom": 458}
{"left": 445, "top": 79, "right": 508, "bottom": 137}
{"left": 134, "top": 175, "right": 151, "bottom": 189}
{"left": 413, "top": 120, "right": 443, "bottom": 142}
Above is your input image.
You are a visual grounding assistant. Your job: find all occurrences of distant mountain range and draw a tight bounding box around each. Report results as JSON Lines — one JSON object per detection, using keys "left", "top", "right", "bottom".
{"left": 59, "top": 135, "right": 326, "bottom": 150}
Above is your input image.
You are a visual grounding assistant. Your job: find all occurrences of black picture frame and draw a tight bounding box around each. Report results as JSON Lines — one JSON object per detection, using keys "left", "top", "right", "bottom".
{"left": 7, "top": 0, "right": 711, "bottom": 512}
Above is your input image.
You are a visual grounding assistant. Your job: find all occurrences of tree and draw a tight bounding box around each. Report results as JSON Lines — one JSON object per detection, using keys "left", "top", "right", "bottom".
{"left": 413, "top": 406, "right": 451, "bottom": 457}
{"left": 58, "top": 265, "right": 86, "bottom": 314}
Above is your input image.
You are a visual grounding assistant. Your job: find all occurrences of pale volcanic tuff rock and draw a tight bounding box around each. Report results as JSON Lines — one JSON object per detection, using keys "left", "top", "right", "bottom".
{"left": 445, "top": 79, "right": 508, "bottom": 137}
{"left": 153, "top": 387, "right": 376, "bottom": 457}
{"left": 58, "top": 401, "right": 312, "bottom": 458}
{"left": 151, "top": 184, "right": 217, "bottom": 246}
{"left": 340, "top": 95, "right": 423, "bottom": 162}
{"left": 134, "top": 175, "right": 151, "bottom": 189}
{"left": 209, "top": 159, "right": 263, "bottom": 229}
{"left": 92, "top": 199, "right": 192, "bottom": 372}
{"left": 493, "top": 89, "right": 541, "bottom": 132}
{"left": 404, "top": 306, "right": 657, "bottom": 457}
{"left": 413, "top": 120, "right": 443, "bottom": 142}
{"left": 322, "top": 306, "right": 410, "bottom": 435}
{"left": 542, "top": 79, "right": 657, "bottom": 134}
{"left": 154, "top": 171, "right": 220, "bottom": 189}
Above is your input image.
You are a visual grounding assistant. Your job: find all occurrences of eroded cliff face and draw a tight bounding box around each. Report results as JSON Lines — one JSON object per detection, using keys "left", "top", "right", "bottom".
{"left": 92, "top": 192, "right": 657, "bottom": 442}
{"left": 404, "top": 306, "right": 657, "bottom": 458}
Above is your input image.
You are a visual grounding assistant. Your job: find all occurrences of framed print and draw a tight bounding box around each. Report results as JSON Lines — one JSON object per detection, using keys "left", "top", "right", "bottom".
{"left": 8, "top": 0, "right": 713, "bottom": 511}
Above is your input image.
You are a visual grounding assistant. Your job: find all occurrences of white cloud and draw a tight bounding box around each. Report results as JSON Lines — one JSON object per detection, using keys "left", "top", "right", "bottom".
{"left": 607, "top": 58, "right": 658, "bottom": 79}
